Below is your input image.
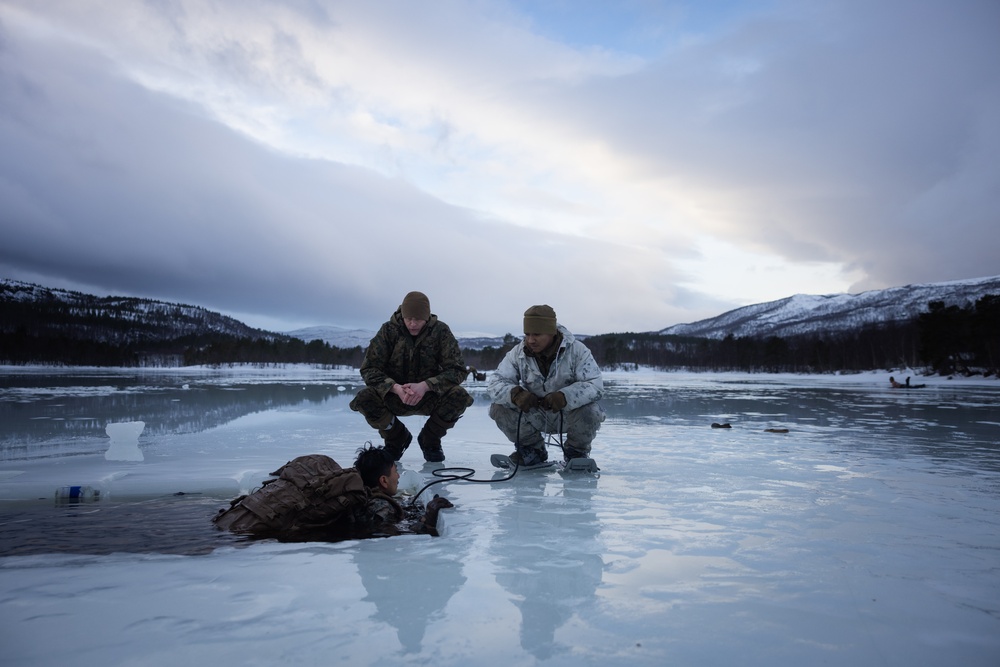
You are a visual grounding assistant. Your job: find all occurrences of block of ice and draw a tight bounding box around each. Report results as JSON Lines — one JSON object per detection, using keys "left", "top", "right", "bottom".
{"left": 104, "top": 421, "right": 146, "bottom": 461}
{"left": 398, "top": 469, "right": 424, "bottom": 496}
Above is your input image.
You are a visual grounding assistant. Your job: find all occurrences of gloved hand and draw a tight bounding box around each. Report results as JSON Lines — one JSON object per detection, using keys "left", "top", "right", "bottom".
{"left": 426, "top": 494, "right": 454, "bottom": 512}
{"left": 541, "top": 391, "right": 567, "bottom": 412}
{"left": 511, "top": 387, "right": 540, "bottom": 412}
{"left": 422, "top": 494, "right": 454, "bottom": 534}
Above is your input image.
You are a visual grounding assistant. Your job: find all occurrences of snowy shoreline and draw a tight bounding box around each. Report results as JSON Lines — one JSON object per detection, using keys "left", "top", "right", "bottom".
{"left": 2, "top": 362, "right": 997, "bottom": 384}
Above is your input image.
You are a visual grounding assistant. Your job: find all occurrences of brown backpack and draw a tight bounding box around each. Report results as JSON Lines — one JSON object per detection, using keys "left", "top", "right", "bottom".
{"left": 213, "top": 454, "right": 369, "bottom": 538}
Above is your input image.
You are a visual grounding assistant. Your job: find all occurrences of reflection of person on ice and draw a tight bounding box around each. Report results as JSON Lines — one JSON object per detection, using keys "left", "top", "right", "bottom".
{"left": 487, "top": 305, "right": 605, "bottom": 466}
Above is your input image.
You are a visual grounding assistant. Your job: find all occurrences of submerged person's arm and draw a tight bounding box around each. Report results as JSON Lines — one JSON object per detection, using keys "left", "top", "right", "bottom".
{"left": 407, "top": 495, "right": 453, "bottom": 537}
{"left": 362, "top": 494, "right": 454, "bottom": 538}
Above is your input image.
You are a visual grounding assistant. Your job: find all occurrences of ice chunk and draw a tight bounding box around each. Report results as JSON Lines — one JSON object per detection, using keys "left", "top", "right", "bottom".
{"left": 104, "top": 421, "right": 146, "bottom": 461}
{"left": 398, "top": 468, "right": 424, "bottom": 496}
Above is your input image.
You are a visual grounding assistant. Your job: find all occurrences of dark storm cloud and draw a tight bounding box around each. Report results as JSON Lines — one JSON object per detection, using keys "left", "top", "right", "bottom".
{"left": 0, "top": 21, "right": 676, "bottom": 335}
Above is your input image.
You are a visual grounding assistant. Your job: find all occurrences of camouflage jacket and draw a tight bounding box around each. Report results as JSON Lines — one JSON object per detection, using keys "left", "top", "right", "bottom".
{"left": 488, "top": 325, "right": 603, "bottom": 410}
{"left": 360, "top": 310, "right": 469, "bottom": 398}
{"left": 344, "top": 491, "right": 437, "bottom": 537}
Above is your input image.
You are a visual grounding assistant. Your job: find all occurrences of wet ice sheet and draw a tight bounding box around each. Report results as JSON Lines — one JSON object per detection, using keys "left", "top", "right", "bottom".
{"left": 1, "top": 367, "right": 999, "bottom": 666}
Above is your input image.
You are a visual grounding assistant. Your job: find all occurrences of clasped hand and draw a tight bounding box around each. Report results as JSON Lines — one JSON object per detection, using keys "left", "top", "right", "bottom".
{"left": 392, "top": 381, "right": 429, "bottom": 406}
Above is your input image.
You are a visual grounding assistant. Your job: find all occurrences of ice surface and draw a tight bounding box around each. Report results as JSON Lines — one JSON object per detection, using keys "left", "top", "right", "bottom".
{"left": 1, "top": 366, "right": 999, "bottom": 666}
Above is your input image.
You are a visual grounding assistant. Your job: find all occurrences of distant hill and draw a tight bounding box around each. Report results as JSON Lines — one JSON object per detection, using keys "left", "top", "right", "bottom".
{"left": 286, "top": 325, "right": 511, "bottom": 351}
{"left": 284, "top": 325, "right": 375, "bottom": 349}
{"left": 0, "top": 278, "right": 363, "bottom": 367}
{"left": 4, "top": 274, "right": 997, "bottom": 372}
{"left": 1, "top": 278, "right": 282, "bottom": 345}
{"left": 659, "top": 275, "right": 1000, "bottom": 339}
{"left": 294, "top": 277, "right": 1000, "bottom": 347}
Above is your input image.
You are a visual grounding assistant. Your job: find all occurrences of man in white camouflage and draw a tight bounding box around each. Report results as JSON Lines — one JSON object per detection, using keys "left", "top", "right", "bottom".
{"left": 487, "top": 305, "right": 605, "bottom": 466}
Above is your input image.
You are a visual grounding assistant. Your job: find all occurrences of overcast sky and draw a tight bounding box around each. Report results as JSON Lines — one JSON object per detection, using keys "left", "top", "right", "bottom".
{"left": 1, "top": 1, "right": 998, "bottom": 336}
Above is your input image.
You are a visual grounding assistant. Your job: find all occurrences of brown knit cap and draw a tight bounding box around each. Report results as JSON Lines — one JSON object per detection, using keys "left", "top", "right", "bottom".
{"left": 523, "top": 304, "right": 557, "bottom": 334}
{"left": 400, "top": 291, "right": 431, "bottom": 320}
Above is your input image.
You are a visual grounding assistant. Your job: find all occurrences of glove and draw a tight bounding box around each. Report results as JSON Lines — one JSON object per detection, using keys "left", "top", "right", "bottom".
{"left": 510, "top": 387, "right": 541, "bottom": 412}
{"left": 422, "top": 494, "right": 454, "bottom": 534}
{"left": 541, "top": 391, "right": 567, "bottom": 412}
{"left": 426, "top": 494, "right": 454, "bottom": 512}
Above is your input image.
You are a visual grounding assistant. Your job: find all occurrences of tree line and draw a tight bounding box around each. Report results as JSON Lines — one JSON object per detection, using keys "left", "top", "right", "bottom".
{"left": 582, "top": 295, "right": 998, "bottom": 376}
{"left": 3, "top": 296, "right": 997, "bottom": 375}
{"left": 0, "top": 328, "right": 364, "bottom": 368}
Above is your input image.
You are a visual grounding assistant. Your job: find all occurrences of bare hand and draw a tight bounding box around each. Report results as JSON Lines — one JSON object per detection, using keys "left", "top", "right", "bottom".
{"left": 397, "top": 381, "right": 429, "bottom": 406}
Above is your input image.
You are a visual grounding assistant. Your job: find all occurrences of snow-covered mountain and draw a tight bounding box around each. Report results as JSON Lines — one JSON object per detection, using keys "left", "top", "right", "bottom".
{"left": 285, "top": 325, "right": 510, "bottom": 350}
{"left": 7, "top": 274, "right": 997, "bottom": 351}
{"left": 1, "top": 278, "right": 281, "bottom": 343}
{"left": 284, "top": 325, "right": 376, "bottom": 349}
{"left": 660, "top": 275, "right": 1000, "bottom": 340}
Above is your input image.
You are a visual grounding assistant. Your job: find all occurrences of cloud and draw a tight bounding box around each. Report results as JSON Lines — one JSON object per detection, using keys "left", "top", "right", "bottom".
{"left": 1, "top": 0, "right": 998, "bottom": 337}
{"left": 0, "top": 10, "right": 683, "bottom": 334}
{"left": 544, "top": 0, "right": 1000, "bottom": 288}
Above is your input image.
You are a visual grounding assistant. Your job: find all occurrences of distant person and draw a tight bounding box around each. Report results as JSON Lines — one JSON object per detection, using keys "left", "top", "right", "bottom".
{"left": 212, "top": 445, "right": 453, "bottom": 540}
{"left": 890, "top": 376, "right": 903, "bottom": 388}
{"left": 487, "top": 305, "right": 605, "bottom": 466}
{"left": 350, "top": 291, "right": 473, "bottom": 462}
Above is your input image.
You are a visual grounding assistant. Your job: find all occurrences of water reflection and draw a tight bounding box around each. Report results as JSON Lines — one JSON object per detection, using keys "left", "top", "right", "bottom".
{"left": 601, "top": 377, "right": 1000, "bottom": 472}
{"left": 489, "top": 473, "right": 604, "bottom": 659}
{"left": 0, "top": 376, "right": 359, "bottom": 460}
{"left": 1, "top": 371, "right": 997, "bottom": 475}
{"left": 354, "top": 538, "right": 469, "bottom": 653}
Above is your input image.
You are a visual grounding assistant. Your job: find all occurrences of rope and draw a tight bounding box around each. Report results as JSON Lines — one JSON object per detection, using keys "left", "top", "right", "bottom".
{"left": 408, "top": 405, "right": 567, "bottom": 504}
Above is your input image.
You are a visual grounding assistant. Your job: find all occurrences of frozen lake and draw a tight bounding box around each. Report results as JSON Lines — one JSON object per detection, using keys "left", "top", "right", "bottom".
{"left": 1, "top": 366, "right": 999, "bottom": 666}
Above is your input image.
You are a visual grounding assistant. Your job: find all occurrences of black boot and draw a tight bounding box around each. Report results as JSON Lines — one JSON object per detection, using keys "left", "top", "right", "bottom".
{"left": 417, "top": 415, "right": 454, "bottom": 463}
{"left": 510, "top": 446, "right": 547, "bottom": 467}
{"left": 379, "top": 419, "right": 412, "bottom": 461}
{"left": 562, "top": 443, "right": 589, "bottom": 462}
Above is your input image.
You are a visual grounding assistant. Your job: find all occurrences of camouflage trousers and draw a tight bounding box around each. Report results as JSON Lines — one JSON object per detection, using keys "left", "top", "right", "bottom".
{"left": 350, "top": 385, "right": 473, "bottom": 430}
{"left": 488, "top": 401, "right": 605, "bottom": 457}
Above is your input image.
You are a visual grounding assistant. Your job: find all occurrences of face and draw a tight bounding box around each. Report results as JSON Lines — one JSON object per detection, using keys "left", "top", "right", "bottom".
{"left": 380, "top": 463, "right": 399, "bottom": 495}
{"left": 524, "top": 332, "right": 555, "bottom": 354}
{"left": 404, "top": 317, "right": 427, "bottom": 336}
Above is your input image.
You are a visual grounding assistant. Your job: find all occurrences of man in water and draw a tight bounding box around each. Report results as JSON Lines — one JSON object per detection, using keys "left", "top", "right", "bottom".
{"left": 348, "top": 443, "right": 453, "bottom": 537}
{"left": 213, "top": 444, "right": 453, "bottom": 540}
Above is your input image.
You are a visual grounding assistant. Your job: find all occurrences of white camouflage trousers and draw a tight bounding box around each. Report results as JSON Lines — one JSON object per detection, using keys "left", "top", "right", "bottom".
{"left": 488, "top": 401, "right": 605, "bottom": 457}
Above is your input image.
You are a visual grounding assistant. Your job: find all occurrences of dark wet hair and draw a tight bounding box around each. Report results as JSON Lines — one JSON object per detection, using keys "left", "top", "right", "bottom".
{"left": 354, "top": 442, "right": 395, "bottom": 488}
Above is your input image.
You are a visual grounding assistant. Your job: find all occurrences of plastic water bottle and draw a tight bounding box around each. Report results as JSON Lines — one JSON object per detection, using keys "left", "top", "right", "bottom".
{"left": 55, "top": 485, "right": 101, "bottom": 502}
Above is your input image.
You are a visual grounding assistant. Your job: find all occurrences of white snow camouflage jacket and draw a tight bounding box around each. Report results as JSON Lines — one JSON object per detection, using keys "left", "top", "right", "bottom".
{"left": 488, "top": 325, "right": 603, "bottom": 410}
